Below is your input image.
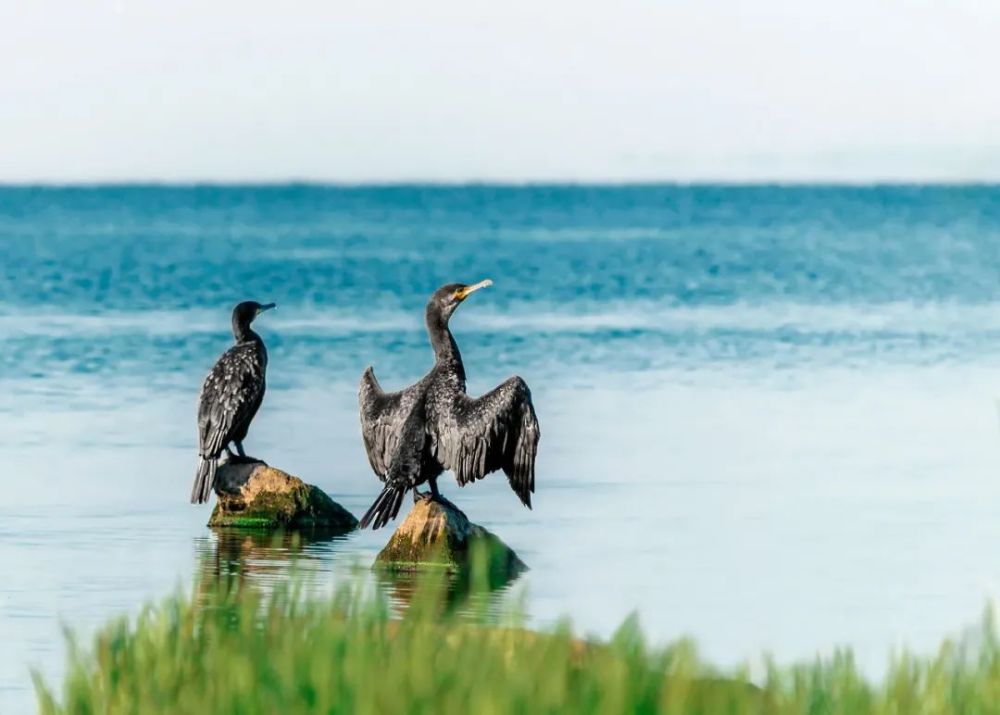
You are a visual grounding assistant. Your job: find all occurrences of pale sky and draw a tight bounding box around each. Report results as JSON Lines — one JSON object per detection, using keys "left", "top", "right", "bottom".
{"left": 2, "top": 0, "right": 999, "bottom": 182}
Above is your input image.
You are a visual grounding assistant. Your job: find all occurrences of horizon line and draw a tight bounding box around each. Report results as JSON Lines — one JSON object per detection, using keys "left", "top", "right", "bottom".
{"left": 2, "top": 178, "right": 1000, "bottom": 189}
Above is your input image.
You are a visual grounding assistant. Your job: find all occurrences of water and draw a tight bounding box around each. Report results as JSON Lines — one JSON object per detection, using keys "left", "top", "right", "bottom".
{"left": 3, "top": 184, "right": 1000, "bottom": 710}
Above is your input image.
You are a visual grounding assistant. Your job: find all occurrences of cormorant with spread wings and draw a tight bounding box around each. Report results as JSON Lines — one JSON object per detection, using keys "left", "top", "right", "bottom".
{"left": 358, "top": 280, "right": 540, "bottom": 529}
{"left": 190, "top": 300, "right": 275, "bottom": 504}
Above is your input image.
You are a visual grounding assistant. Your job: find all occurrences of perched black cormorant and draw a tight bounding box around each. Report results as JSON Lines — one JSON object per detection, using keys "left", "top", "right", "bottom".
{"left": 190, "top": 301, "right": 276, "bottom": 504}
{"left": 358, "top": 280, "right": 540, "bottom": 529}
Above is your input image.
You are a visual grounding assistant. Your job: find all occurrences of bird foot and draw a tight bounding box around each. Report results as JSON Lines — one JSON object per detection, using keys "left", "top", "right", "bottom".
{"left": 414, "top": 491, "right": 460, "bottom": 513}
{"left": 224, "top": 453, "right": 264, "bottom": 466}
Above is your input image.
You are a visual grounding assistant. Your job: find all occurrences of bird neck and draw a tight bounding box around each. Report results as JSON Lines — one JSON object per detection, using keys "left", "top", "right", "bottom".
{"left": 232, "top": 320, "right": 261, "bottom": 345}
{"left": 426, "top": 311, "right": 464, "bottom": 370}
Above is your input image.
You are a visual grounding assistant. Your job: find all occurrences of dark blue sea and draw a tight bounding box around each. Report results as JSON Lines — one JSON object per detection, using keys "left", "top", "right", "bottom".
{"left": 4, "top": 185, "right": 1000, "bottom": 710}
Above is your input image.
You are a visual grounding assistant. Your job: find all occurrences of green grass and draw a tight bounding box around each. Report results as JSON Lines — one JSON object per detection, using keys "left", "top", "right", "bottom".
{"left": 32, "top": 559, "right": 1000, "bottom": 714}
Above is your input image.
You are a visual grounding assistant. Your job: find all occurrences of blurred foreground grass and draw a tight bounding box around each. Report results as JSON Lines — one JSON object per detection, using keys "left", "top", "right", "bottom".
{"left": 33, "top": 546, "right": 1000, "bottom": 714}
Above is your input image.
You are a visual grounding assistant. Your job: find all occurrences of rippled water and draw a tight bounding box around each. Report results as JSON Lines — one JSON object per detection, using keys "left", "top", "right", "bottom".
{"left": 3, "top": 185, "right": 1000, "bottom": 710}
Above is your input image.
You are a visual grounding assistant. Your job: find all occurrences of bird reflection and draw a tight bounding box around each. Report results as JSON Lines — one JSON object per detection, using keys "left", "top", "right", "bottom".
{"left": 194, "top": 528, "right": 350, "bottom": 599}
{"left": 192, "top": 528, "right": 526, "bottom": 621}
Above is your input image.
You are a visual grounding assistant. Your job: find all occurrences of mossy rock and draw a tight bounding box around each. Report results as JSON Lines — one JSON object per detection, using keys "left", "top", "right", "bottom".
{"left": 207, "top": 461, "right": 358, "bottom": 532}
{"left": 375, "top": 498, "right": 526, "bottom": 579}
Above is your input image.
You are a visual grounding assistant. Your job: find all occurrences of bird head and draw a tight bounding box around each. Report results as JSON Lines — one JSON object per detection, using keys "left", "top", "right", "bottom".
{"left": 426, "top": 280, "right": 492, "bottom": 323}
{"left": 231, "top": 301, "right": 276, "bottom": 337}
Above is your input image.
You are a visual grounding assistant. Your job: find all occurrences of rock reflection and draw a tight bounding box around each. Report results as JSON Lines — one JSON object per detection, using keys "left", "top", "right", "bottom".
{"left": 194, "top": 528, "right": 353, "bottom": 600}
{"left": 191, "top": 527, "right": 526, "bottom": 626}
{"left": 374, "top": 562, "right": 527, "bottom": 624}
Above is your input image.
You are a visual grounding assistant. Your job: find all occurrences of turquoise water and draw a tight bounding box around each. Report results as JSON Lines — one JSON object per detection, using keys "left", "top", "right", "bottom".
{"left": 3, "top": 185, "right": 1000, "bottom": 710}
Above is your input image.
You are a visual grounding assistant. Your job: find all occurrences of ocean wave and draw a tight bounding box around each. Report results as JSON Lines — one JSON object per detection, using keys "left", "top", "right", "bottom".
{"left": 2, "top": 301, "right": 1000, "bottom": 339}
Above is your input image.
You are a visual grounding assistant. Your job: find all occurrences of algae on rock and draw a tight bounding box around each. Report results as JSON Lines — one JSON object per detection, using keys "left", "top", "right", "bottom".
{"left": 375, "top": 498, "right": 526, "bottom": 579}
{"left": 207, "top": 460, "right": 357, "bottom": 533}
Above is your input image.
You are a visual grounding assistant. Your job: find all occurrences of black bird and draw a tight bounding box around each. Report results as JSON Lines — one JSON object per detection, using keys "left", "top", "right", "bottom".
{"left": 191, "top": 301, "right": 276, "bottom": 504}
{"left": 358, "top": 280, "right": 540, "bottom": 529}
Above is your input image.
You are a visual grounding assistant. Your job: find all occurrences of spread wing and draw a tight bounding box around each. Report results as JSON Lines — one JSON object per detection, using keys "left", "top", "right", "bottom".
{"left": 430, "top": 376, "right": 540, "bottom": 507}
{"left": 197, "top": 342, "right": 266, "bottom": 458}
{"left": 359, "top": 367, "right": 424, "bottom": 480}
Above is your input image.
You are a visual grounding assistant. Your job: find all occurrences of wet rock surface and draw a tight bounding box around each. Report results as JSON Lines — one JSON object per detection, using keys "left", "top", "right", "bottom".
{"left": 207, "top": 460, "right": 358, "bottom": 532}
{"left": 375, "top": 498, "right": 526, "bottom": 577}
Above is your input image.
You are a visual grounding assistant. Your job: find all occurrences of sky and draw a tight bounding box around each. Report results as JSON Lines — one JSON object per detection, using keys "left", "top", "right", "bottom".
{"left": 2, "top": 0, "right": 999, "bottom": 183}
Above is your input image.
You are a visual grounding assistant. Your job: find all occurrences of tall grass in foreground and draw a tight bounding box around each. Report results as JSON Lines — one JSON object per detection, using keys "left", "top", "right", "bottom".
{"left": 33, "top": 559, "right": 1000, "bottom": 714}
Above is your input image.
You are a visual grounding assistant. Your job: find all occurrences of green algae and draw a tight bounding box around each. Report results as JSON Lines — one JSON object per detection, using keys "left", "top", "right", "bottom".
{"left": 208, "top": 465, "right": 357, "bottom": 533}
{"left": 374, "top": 499, "right": 526, "bottom": 579}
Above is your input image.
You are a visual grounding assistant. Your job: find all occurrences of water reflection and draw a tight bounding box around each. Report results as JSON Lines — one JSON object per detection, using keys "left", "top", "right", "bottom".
{"left": 375, "top": 562, "right": 527, "bottom": 624}
{"left": 192, "top": 526, "right": 526, "bottom": 625}
{"left": 194, "top": 527, "right": 355, "bottom": 598}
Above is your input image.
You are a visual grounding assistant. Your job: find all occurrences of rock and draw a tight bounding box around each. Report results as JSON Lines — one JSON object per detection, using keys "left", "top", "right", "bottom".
{"left": 375, "top": 498, "right": 526, "bottom": 579}
{"left": 207, "top": 460, "right": 358, "bottom": 532}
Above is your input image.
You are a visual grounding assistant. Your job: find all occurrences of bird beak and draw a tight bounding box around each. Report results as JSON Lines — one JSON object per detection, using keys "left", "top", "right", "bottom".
{"left": 258, "top": 303, "right": 277, "bottom": 314}
{"left": 454, "top": 279, "right": 492, "bottom": 301}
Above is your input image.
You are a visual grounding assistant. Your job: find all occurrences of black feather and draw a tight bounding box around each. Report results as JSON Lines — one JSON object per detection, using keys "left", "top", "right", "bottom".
{"left": 356, "top": 284, "right": 540, "bottom": 528}
{"left": 191, "top": 302, "right": 270, "bottom": 505}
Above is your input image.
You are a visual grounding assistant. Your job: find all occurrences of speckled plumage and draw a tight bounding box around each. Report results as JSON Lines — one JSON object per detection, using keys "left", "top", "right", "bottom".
{"left": 359, "top": 282, "right": 540, "bottom": 529}
{"left": 191, "top": 301, "right": 273, "bottom": 504}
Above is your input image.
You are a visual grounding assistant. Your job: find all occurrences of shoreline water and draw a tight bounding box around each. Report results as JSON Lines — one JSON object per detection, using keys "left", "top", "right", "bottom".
{"left": 33, "top": 565, "right": 1000, "bottom": 714}
{"left": 4, "top": 185, "right": 1000, "bottom": 710}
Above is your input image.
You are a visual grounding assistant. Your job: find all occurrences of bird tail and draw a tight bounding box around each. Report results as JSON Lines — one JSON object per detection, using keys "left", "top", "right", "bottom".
{"left": 359, "top": 481, "right": 407, "bottom": 530}
{"left": 191, "top": 456, "right": 217, "bottom": 504}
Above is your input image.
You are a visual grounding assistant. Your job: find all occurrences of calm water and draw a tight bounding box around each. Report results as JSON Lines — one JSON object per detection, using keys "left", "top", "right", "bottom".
{"left": 4, "top": 185, "right": 1000, "bottom": 710}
